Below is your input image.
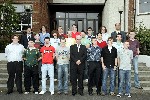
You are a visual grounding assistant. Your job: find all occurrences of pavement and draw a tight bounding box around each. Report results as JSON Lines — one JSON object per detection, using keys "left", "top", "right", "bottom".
{"left": 0, "top": 87, "right": 150, "bottom": 100}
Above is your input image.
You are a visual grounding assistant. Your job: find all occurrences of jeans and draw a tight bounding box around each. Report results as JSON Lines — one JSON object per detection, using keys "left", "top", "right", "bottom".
{"left": 132, "top": 56, "right": 140, "bottom": 87}
{"left": 102, "top": 67, "right": 115, "bottom": 94}
{"left": 58, "top": 64, "right": 69, "bottom": 92}
{"left": 41, "top": 64, "right": 54, "bottom": 92}
{"left": 118, "top": 69, "right": 131, "bottom": 94}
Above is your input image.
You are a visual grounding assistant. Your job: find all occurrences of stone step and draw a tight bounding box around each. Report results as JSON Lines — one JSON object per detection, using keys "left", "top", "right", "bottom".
{"left": 131, "top": 71, "right": 150, "bottom": 75}
{"left": 0, "top": 84, "right": 149, "bottom": 93}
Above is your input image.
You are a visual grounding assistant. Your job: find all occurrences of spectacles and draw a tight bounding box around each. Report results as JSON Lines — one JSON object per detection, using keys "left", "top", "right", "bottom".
{"left": 88, "top": 30, "right": 92, "bottom": 31}
{"left": 108, "top": 39, "right": 112, "bottom": 41}
{"left": 76, "top": 39, "right": 81, "bottom": 40}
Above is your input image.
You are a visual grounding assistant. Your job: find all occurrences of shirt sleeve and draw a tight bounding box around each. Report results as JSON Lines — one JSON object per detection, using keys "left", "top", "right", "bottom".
{"left": 40, "top": 47, "right": 43, "bottom": 53}
{"left": 5, "top": 46, "right": 8, "bottom": 57}
{"left": 136, "top": 40, "right": 140, "bottom": 48}
{"left": 130, "top": 50, "right": 133, "bottom": 59}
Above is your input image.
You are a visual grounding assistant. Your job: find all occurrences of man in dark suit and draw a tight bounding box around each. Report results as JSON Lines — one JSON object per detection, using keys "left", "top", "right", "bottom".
{"left": 111, "top": 23, "right": 126, "bottom": 42}
{"left": 70, "top": 35, "right": 87, "bottom": 96}
{"left": 21, "top": 27, "right": 35, "bottom": 49}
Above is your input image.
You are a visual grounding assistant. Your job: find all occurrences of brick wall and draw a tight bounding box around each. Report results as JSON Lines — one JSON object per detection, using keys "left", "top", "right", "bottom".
{"left": 0, "top": 0, "right": 50, "bottom": 33}
{"left": 128, "top": 0, "right": 134, "bottom": 31}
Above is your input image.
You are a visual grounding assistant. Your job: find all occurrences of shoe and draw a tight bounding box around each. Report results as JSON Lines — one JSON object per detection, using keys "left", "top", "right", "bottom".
{"left": 34, "top": 92, "right": 38, "bottom": 94}
{"left": 117, "top": 93, "right": 121, "bottom": 97}
{"left": 19, "top": 91, "right": 23, "bottom": 94}
{"left": 135, "top": 86, "right": 143, "bottom": 89}
{"left": 85, "top": 79, "right": 88, "bottom": 82}
{"left": 39, "top": 91, "right": 46, "bottom": 94}
{"left": 64, "top": 92, "right": 68, "bottom": 95}
{"left": 97, "top": 92, "right": 101, "bottom": 95}
{"left": 110, "top": 92, "right": 115, "bottom": 96}
{"left": 24, "top": 92, "right": 30, "bottom": 94}
{"left": 128, "top": 94, "right": 131, "bottom": 98}
{"left": 89, "top": 92, "right": 93, "bottom": 96}
{"left": 57, "top": 91, "right": 62, "bottom": 95}
{"left": 79, "top": 92, "right": 84, "bottom": 96}
{"left": 101, "top": 92, "right": 106, "bottom": 96}
{"left": 51, "top": 91, "right": 54, "bottom": 95}
{"left": 72, "top": 93, "right": 76, "bottom": 96}
{"left": 6, "top": 91, "right": 13, "bottom": 95}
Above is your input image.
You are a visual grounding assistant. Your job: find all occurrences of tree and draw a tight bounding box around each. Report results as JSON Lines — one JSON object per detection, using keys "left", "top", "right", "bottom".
{"left": 0, "top": 0, "right": 20, "bottom": 52}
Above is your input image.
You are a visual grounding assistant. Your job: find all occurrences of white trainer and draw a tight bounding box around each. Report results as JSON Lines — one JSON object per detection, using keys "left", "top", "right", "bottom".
{"left": 34, "top": 92, "right": 38, "bottom": 94}
{"left": 24, "top": 92, "right": 29, "bottom": 94}
{"left": 39, "top": 91, "right": 46, "bottom": 94}
{"left": 51, "top": 91, "right": 54, "bottom": 95}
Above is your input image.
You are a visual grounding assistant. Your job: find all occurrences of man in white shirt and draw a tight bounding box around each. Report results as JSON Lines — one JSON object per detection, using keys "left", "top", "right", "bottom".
{"left": 5, "top": 35, "right": 24, "bottom": 94}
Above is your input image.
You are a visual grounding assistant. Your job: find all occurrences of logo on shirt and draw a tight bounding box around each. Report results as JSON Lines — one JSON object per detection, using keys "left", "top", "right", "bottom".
{"left": 44, "top": 50, "right": 52, "bottom": 53}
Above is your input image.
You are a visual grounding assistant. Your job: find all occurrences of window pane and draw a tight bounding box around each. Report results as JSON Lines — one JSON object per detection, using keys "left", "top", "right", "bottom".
{"left": 56, "top": 12, "right": 65, "bottom": 18}
{"left": 58, "top": 20, "right": 64, "bottom": 31}
{"left": 78, "top": 20, "right": 83, "bottom": 32}
{"left": 139, "top": 0, "right": 150, "bottom": 13}
{"left": 21, "top": 13, "right": 31, "bottom": 24}
{"left": 69, "top": 13, "right": 77, "bottom": 18}
{"left": 87, "top": 13, "right": 99, "bottom": 19}
{"left": 88, "top": 21, "right": 93, "bottom": 29}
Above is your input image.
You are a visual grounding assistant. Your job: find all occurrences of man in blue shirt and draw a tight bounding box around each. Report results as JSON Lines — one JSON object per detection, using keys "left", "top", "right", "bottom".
{"left": 87, "top": 37, "right": 102, "bottom": 96}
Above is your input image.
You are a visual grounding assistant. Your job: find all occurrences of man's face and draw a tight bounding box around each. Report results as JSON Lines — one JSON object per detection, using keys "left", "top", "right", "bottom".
{"left": 60, "top": 39, "right": 66, "bottom": 47}
{"left": 124, "top": 42, "right": 130, "bottom": 49}
{"left": 81, "top": 32, "right": 86, "bottom": 38}
{"left": 116, "top": 35, "right": 122, "bottom": 41}
{"left": 12, "top": 36, "right": 19, "bottom": 44}
{"left": 27, "top": 28, "right": 31, "bottom": 34}
{"left": 129, "top": 32, "right": 136, "bottom": 39}
{"left": 53, "top": 33, "right": 57, "bottom": 37}
{"left": 108, "top": 38, "right": 113, "bottom": 45}
{"left": 58, "top": 27, "right": 63, "bottom": 33}
{"left": 34, "top": 34, "right": 40, "bottom": 40}
{"left": 28, "top": 41, "right": 35, "bottom": 47}
{"left": 115, "top": 23, "right": 121, "bottom": 30}
{"left": 92, "top": 38, "right": 97, "bottom": 45}
{"left": 87, "top": 29, "right": 92, "bottom": 35}
{"left": 72, "top": 25, "right": 77, "bottom": 31}
{"left": 76, "top": 35, "right": 81, "bottom": 44}
{"left": 67, "top": 31, "right": 72, "bottom": 37}
{"left": 97, "top": 34, "right": 102, "bottom": 40}
{"left": 44, "top": 39, "right": 50, "bottom": 44}
{"left": 42, "top": 26, "right": 46, "bottom": 32}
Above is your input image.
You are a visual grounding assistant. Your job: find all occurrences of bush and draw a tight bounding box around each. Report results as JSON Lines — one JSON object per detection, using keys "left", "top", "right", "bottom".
{"left": 135, "top": 24, "right": 150, "bottom": 56}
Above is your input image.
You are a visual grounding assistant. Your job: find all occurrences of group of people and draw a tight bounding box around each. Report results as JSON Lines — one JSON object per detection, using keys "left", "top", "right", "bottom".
{"left": 5, "top": 23, "right": 143, "bottom": 98}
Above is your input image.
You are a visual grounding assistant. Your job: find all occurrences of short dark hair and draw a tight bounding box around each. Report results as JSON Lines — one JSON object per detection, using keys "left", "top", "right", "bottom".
{"left": 129, "top": 29, "right": 136, "bottom": 34}
{"left": 81, "top": 30, "right": 86, "bottom": 34}
{"left": 72, "top": 24, "right": 77, "bottom": 27}
{"left": 12, "top": 34, "right": 20, "bottom": 40}
{"left": 115, "top": 23, "right": 121, "bottom": 26}
{"left": 97, "top": 32, "right": 102, "bottom": 36}
{"left": 60, "top": 37, "right": 66, "bottom": 42}
{"left": 107, "top": 37, "right": 113, "bottom": 41}
{"left": 44, "top": 37, "right": 50, "bottom": 41}
{"left": 116, "top": 33, "right": 122, "bottom": 38}
{"left": 51, "top": 30, "right": 58, "bottom": 35}
{"left": 28, "top": 38, "right": 35, "bottom": 42}
{"left": 91, "top": 36, "right": 97, "bottom": 40}
{"left": 87, "top": 27, "right": 92, "bottom": 30}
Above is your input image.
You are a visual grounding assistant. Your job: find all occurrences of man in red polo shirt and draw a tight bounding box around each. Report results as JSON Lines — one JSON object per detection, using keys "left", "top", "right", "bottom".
{"left": 39, "top": 37, "right": 55, "bottom": 95}
{"left": 71, "top": 24, "right": 80, "bottom": 38}
{"left": 97, "top": 33, "right": 107, "bottom": 48}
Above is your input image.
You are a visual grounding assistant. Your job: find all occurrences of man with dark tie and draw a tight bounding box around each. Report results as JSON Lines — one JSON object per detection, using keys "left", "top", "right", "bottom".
{"left": 70, "top": 35, "right": 87, "bottom": 96}
{"left": 111, "top": 23, "right": 126, "bottom": 42}
{"left": 21, "top": 27, "right": 35, "bottom": 49}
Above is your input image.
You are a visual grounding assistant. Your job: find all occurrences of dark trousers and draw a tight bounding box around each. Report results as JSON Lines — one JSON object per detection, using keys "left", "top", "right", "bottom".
{"left": 88, "top": 61, "right": 102, "bottom": 93}
{"left": 7, "top": 61, "right": 23, "bottom": 92}
{"left": 24, "top": 65, "right": 39, "bottom": 92}
{"left": 70, "top": 64, "right": 84, "bottom": 94}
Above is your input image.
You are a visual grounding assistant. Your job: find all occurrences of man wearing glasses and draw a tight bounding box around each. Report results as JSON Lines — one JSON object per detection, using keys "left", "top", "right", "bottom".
{"left": 70, "top": 35, "right": 87, "bottom": 96}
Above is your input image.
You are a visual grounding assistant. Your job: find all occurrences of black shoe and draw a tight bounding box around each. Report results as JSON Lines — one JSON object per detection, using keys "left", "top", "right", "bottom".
{"left": 72, "top": 93, "right": 76, "bottom": 96}
{"left": 89, "top": 92, "right": 93, "bottom": 96}
{"left": 97, "top": 92, "right": 101, "bottom": 95}
{"left": 135, "top": 86, "right": 143, "bottom": 89}
{"left": 79, "top": 92, "right": 84, "bottom": 96}
{"left": 6, "top": 91, "right": 13, "bottom": 95}
{"left": 19, "top": 91, "right": 23, "bottom": 94}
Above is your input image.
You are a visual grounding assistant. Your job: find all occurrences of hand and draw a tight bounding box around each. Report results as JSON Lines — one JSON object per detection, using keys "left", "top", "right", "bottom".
{"left": 102, "top": 64, "right": 106, "bottom": 70}
{"left": 76, "top": 60, "right": 81, "bottom": 65}
{"left": 114, "top": 65, "right": 117, "bottom": 70}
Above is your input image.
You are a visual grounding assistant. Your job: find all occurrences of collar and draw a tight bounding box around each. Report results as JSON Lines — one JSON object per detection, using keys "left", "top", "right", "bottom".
{"left": 116, "top": 30, "right": 120, "bottom": 33}
{"left": 11, "top": 43, "right": 19, "bottom": 45}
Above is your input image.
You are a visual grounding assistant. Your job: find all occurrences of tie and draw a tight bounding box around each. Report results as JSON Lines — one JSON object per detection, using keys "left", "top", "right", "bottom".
{"left": 77, "top": 44, "right": 80, "bottom": 52}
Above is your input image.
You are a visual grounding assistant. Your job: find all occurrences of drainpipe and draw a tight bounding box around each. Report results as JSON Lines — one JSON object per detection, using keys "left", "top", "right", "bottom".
{"left": 134, "top": 0, "right": 136, "bottom": 29}
{"left": 124, "top": 0, "right": 126, "bottom": 31}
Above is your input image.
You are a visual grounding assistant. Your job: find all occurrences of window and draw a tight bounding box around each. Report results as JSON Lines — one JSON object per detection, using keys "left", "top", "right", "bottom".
{"left": 13, "top": 4, "right": 32, "bottom": 32}
{"left": 139, "top": 0, "right": 150, "bottom": 14}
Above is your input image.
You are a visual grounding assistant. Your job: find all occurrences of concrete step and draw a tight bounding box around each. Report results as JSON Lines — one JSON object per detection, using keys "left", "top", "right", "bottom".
{"left": 0, "top": 61, "right": 7, "bottom": 64}
{"left": 131, "top": 71, "right": 150, "bottom": 75}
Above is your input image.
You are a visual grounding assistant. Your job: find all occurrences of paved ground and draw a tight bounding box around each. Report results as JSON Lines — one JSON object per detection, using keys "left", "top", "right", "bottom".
{"left": 0, "top": 90, "right": 150, "bottom": 100}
